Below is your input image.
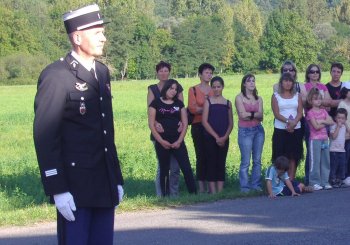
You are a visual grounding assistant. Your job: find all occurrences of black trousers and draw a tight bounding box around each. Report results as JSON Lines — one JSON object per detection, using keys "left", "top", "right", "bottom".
{"left": 191, "top": 123, "right": 207, "bottom": 181}
{"left": 155, "top": 141, "right": 197, "bottom": 196}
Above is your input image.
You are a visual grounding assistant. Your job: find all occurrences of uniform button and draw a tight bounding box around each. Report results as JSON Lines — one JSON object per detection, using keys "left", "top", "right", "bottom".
{"left": 102, "top": 113, "right": 105, "bottom": 117}
{"left": 104, "top": 130, "right": 107, "bottom": 135}
{"left": 71, "top": 162, "right": 76, "bottom": 167}
{"left": 105, "top": 147, "right": 108, "bottom": 152}
{"left": 81, "top": 97, "right": 84, "bottom": 101}
{"left": 100, "top": 97, "right": 103, "bottom": 101}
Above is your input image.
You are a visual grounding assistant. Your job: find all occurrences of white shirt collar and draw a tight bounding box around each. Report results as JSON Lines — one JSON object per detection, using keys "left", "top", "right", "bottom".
{"left": 71, "top": 51, "right": 96, "bottom": 71}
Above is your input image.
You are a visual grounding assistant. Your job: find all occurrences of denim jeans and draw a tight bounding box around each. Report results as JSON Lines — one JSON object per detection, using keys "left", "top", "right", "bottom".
{"left": 238, "top": 124, "right": 265, "bottom": 192}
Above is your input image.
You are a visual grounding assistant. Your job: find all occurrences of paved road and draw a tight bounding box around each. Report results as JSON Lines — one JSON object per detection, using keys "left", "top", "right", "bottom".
{"left": 0, "top": 188, "right": 349, "bottom": 245}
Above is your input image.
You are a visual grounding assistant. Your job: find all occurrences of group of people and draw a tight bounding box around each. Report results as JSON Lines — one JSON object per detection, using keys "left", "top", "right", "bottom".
{"left": 147, "top": 60, "right": 350, "bottom": 199}
{"left": 32, "top": 3, "right": 350, "bottom": 244}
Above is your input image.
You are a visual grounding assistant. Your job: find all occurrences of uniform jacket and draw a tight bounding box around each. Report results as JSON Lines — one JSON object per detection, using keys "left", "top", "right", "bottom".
{"left": 33, "top": 53, "right": 123, "bottom": 207}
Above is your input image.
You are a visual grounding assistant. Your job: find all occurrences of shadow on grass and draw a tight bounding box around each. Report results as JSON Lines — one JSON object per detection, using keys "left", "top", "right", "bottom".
{"left": 0, "top": 169, "right": 48, "bottom": 208}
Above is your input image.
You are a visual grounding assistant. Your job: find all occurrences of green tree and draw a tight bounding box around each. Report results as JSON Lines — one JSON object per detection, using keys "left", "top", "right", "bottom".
{"left": 232, "top": 0, "right": 263, "bottom": 73}
{"left": 260, "top": 10, "right": 320, "bottom": 71}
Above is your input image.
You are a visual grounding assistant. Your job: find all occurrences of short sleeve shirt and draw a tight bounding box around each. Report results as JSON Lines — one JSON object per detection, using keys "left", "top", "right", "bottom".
{"left": 265, "top": 166, "right": 289, "bottom": 196}
{"left": 149, "top": 98, "right": 184, "bottom": 140}
{"left": 304, "top": 82, "right": 328, "bottom": 99}
{"left": 330, "top": 124, "right": 346, "bottom": 152}
{"left": 306, "top": 108, "right": 329, "bottom": 140}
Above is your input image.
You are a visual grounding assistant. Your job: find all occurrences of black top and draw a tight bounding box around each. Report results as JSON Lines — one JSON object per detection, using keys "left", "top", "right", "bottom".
{"left": 326, "top": 82, "right": 342, "bottom": 118}
{"left": 149, "top": 98, "right": 184, "bottom": 142}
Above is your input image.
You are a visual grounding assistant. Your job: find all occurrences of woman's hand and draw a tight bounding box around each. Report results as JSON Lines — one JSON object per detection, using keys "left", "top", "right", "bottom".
{"left": 160, "top": 139, "right": 172, "bottom": 149}
{"left": 171, "top": 140, "right": 181, "bottom": 149}
{"left": 216, "top": 136, "right": 226, "bottom": 147}
{"left": 155, "top": 122, "right": 164, "bottom": 133}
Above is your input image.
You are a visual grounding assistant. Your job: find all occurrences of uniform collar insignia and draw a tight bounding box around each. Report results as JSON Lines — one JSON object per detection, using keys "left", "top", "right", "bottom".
{"left": 75, "top": 82, "right": 88, "bottom": 91}
{"left": 70, "top": 60, "right": 79, "bottom": 68}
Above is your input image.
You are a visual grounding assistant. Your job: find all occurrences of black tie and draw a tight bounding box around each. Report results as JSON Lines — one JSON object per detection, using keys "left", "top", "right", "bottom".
{"left": 91, "top": 68, "right": 104, "bottom": 93}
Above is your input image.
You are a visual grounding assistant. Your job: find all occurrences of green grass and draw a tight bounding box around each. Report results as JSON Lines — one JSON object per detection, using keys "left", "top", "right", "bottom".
{"left": 0, "top": 72, "right": 348, "bottom": 226}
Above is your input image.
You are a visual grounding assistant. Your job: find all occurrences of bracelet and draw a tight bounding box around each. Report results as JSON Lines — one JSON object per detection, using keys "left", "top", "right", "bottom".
{"left": 250, "top": 112, "right": 254, "bottom": 120}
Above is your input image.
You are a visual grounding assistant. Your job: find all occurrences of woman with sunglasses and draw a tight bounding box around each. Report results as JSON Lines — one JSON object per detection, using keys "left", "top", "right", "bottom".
{"left": 273, "top": 61, "right": 307, "bottom": 104}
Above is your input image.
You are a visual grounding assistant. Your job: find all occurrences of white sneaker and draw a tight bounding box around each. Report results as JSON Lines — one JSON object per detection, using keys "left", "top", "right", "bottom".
{"left": 343, "top": 177, "right": 350, "bottom": 186}
{"left": 313, "top": 184, "right": 323, "bottom": 191}
{"left": 324, "top": 184, "right": 333, "bottom": 190}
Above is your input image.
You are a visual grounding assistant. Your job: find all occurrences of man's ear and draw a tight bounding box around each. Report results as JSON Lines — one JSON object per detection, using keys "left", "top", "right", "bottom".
{"left": 72, "top": 32, "right": 81, "bottom": 45}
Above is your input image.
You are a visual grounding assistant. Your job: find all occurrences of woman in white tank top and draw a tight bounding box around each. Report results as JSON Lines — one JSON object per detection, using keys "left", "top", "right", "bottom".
{"left": 271, "top": 73, "right": 303, "bottom": 180}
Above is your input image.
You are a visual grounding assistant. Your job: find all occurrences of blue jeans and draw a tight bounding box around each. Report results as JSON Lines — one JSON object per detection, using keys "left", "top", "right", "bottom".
{"left": 238, "top": 124, "right": 265, "bottom": 192}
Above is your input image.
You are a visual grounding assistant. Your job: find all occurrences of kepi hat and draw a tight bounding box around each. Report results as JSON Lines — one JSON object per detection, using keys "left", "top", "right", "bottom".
{"left": 63, "top": 4, "right": 108, "bottom": 34}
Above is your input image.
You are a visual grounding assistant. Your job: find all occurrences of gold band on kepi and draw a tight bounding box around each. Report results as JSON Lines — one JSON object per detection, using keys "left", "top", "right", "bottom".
{"left": 62, "top": 4, "right": 107, "bottom": 34}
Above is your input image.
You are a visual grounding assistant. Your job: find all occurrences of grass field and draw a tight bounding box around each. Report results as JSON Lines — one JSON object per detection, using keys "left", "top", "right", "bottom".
{"left": 0, "top": 72, "right": 348, "bottom": 226}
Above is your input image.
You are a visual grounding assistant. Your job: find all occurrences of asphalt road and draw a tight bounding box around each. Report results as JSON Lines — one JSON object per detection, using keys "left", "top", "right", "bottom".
{"left": 0, "top": 188, "right": 349, "bottom": 245}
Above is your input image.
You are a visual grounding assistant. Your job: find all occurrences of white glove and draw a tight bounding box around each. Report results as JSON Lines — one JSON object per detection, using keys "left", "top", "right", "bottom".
{"left": 54, "top": 192, "right": 76, "bottom": 221}
{"left": 118, "top": 185, "right": 124, "bottom": 202}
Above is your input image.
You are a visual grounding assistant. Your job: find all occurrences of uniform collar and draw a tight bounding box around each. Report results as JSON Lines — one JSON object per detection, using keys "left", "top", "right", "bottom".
{"left": 71, "top": 51, "right": 96, "bottom": 72}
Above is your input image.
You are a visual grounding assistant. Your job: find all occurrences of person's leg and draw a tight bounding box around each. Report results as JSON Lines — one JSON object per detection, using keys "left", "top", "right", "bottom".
{"left": 304, "top": 122, "right": 310, "bottom": 185}
{"left": 288, "top": 159, "right": 297, "bottom": 181}
{"left": 173, "top": 142, "right": 197, "bottom": 194}
{"left": 251, "top": 125, "right": 265, "bottom": 190}
{"left": 216, "top": 139, "right": 229, "bottom": 193}
{"left": 320, "top": 140, "right": 331, "bottom": 187}
{"left": 203, "top": 136, "right": 219, "bottom": 194}
{"left": 155, "top": 143, "right": 171, "bottom": 196}
{"left": 309, "top": 140, "right": 322, "bottom": 187}
{"left": 169, "top": 154, "right": 180, "bottom": 197}
{"left": 191, "top": 124, "right": 207, "bottom": 193}
{"left": 238, "top": 127, "right": 254, "bottom": 192}
{"left": 57, "top": 208, "right": 91, "bottom": 245}
{"left": 88, "top": 207, "right": 115, "bottom": 245}
{"left": 329, "top": 152, "right": 338, "bottom": 185}
{"left": 338, "top": 152, "right": 347, "bottom": 182}
{"left": 345, "top": 139, "right": 350, "bottom": 177}
{"left": 152, "top": 141, "right": 162, "bottom": 197}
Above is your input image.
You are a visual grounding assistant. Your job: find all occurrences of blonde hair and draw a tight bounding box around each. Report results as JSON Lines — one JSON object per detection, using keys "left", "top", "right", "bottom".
{"left": 306, "top": 87, "right": 322, "bottom": 109}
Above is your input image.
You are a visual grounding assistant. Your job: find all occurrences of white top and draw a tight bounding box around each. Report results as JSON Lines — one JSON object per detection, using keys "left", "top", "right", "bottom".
{"left": 274, "top": 92, "right": 301, "bottom": 129}
{"left": 330, "top": 124, "right": 346, "bottom": 152}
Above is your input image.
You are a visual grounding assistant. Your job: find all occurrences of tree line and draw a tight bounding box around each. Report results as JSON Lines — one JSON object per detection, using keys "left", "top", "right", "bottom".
{"left": 0, "top": 0, "right": 350, "bottom": 85}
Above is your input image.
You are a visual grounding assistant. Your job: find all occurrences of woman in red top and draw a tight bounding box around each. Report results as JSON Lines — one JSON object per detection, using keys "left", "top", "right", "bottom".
{"left": 187, "top": 63, "right": 215, "bottom": 193}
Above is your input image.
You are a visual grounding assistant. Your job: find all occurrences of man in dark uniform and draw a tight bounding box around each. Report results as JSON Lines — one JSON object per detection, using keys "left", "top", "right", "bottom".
{"left": 33, "top": 4, "right": 123, "bottom": 245}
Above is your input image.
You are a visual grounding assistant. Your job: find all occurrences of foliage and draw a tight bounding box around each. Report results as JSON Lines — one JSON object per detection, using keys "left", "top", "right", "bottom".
{"left": 0, "top": 0, "right": 349, "bottom": 85}
{"left": 260, "top": 10, "right": 320, "bottom": 72}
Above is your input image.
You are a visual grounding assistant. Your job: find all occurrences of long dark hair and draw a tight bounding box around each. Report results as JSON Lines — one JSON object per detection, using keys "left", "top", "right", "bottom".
{"left": 241, "top": 74, "right": 258, "bottom": 100}
{"left": 160, "top": 79, "right": 179, "bottom": 100}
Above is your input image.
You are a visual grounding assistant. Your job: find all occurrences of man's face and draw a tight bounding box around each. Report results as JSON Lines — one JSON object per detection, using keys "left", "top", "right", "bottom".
{"left": 76, "top": 26, "right": 106, "bottom": 59}
{"left": 331, "top": 67, "right": 342, "bottom": 82}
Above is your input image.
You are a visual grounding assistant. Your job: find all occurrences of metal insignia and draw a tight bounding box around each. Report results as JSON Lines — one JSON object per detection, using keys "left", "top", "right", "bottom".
{"left": 79, "top": 102, "right": 86, "bottom": 115}
{"left": 75, "top": 82, "right": 88, "bottom": 91}
{"left": 70, "top": 60, "right": 79, "bottom": 68}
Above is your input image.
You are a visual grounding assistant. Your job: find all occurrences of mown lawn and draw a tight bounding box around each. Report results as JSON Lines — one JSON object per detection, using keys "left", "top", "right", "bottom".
{"left": 1, "top": 72, "right": 346, "bottom": 226}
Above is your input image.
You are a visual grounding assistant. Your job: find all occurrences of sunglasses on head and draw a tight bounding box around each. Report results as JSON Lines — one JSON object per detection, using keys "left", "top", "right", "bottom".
{"left": 283, "top": 68, "right": 295, "bottom": 73}
{"left": 309, "top": 70, "right": 320, "bottom": 74}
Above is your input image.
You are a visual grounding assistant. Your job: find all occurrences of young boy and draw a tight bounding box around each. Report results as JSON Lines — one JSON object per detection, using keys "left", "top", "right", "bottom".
{"left": 329, "top": 108, "right": 349, "bottom": 187}
{"left": 265, "top": 156, "right": 312, "bottom": 198}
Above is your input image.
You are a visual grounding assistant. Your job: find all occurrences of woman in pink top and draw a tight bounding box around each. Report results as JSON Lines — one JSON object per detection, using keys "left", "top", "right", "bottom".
{"left": 235, "top": 74, "right": 265, "bottom": 193}
{"left": 188, "top": 63, "right": 215, "bottom": 193}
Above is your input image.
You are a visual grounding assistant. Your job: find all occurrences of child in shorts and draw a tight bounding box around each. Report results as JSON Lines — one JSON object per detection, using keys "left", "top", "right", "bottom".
{"left": 265, "top": 156, "right": 312, "bottom": 198}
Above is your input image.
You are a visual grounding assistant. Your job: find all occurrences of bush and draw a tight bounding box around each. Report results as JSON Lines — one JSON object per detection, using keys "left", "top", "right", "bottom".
{"left": 0, "top": 53, "right": 50, "bottom": 85}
